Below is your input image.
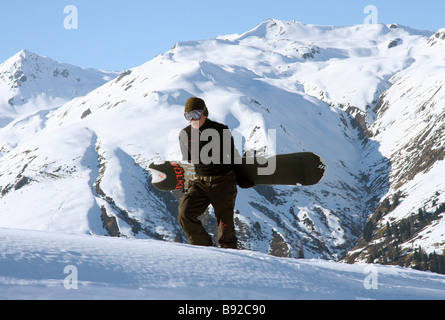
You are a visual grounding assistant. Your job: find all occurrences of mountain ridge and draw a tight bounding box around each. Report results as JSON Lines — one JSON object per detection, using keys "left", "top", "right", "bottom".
{"left": 0, "top": 49, "right": 118, "bottom": 126}
{"left": 0, "top": 49, "right": 118, "bottom": 155}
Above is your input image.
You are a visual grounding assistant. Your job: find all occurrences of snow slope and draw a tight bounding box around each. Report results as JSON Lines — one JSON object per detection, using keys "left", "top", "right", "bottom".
{"left": 1, "top": 228, "right": 444, "bottom": 300}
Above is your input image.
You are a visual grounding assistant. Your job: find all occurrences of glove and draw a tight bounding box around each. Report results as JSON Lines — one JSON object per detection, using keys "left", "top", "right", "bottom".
{"left": 237, "top": 179, "right": 255, "bottom": 189}
{"left": 233, "top": 166, "right": 254, "bottom": 189}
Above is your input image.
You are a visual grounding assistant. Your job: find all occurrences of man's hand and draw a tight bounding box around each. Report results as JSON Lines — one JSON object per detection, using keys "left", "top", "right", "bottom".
{"left": 237, "top": 179, "right": 255, "bottom": 189}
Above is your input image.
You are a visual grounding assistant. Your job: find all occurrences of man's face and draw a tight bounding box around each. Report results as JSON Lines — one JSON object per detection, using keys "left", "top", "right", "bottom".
{"left": 190, "top": 115, "right": 207, "bottom": 129}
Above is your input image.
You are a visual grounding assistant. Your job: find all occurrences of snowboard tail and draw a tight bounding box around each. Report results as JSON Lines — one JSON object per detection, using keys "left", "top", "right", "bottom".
{"left": 239, "top": 152, "right": 326, "bottom": 186}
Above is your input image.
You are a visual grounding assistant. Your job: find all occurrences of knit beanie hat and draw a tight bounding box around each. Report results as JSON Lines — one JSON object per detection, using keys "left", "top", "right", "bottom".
{"left": 185, "top": 97, "right": 209, "bottom": 116}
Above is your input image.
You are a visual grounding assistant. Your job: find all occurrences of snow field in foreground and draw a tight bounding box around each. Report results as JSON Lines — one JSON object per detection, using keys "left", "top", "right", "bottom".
{"left": 0, "top": 228, "right": 444, "bottom": 300}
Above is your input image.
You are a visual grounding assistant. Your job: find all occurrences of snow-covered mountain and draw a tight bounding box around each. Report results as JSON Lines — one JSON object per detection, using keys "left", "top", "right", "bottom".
{"left": 345, "top": 27, "right": 445, "bottom": 268}
{"left": 0, "top": 20, "right": 443, "bottom": 270}
{"left": 0, "top": 49, "right": 118, "bottom": 153}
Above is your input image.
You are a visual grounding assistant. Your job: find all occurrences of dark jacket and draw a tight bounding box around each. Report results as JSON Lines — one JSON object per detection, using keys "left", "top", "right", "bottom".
{"left": 179, "top": 119, "right": 240, "bottom": 176}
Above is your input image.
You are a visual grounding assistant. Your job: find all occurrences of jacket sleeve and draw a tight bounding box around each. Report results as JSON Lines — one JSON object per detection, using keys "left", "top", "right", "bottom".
{"left": 179, "top": 129, "right": 190, "bottom": 162}
{"left": 226, "top": 127, "right": 254, "bottom": 188}
{"left": 221, "top": 124, "right": 241, "bottom": 163}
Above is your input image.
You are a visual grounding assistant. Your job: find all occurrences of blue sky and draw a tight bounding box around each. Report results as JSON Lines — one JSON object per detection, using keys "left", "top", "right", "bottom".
{"left": 1, "top": 0, "right": 444, "bottom": 71}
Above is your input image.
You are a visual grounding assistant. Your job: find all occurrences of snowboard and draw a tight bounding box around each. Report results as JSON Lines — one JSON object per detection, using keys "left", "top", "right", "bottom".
{"left": 148, "top": 152, "right": 326, "bottom": 192}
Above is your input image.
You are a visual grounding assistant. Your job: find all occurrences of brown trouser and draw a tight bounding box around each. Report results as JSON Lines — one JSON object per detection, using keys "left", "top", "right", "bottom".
{"left": 178, "top": 171, "right": 238, "bottom": 249}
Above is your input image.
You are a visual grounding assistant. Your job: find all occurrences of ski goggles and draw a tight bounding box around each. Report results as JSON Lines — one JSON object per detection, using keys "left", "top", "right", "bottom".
{"left": 184, "top": 109, "right": 204, "bottom": 121}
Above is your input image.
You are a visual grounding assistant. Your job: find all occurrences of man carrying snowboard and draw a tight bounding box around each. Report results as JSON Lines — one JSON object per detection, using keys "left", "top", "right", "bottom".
{"left": 178, "top": 97, "right": 253, "bottom": 249}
